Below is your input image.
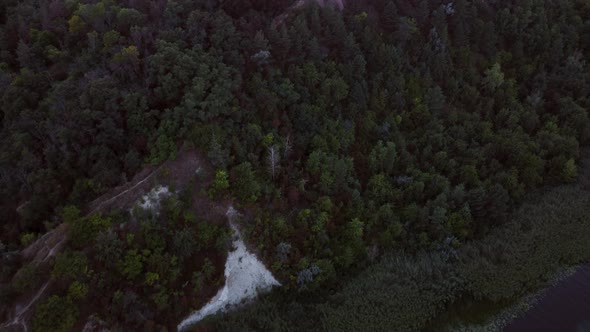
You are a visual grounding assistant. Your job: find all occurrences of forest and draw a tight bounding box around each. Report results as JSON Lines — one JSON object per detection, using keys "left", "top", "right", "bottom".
{"left": 1, "top": 0, "right": 590, "bottom": 330}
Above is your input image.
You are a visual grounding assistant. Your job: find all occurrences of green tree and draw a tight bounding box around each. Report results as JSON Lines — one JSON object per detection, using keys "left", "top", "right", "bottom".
{"left": 20, "top": 232, "right": 36, "bottom": 246}
{"left": 118, "top": 249, "right": 144, "bottom": 281}
{"left": 94, "top": 230, "right": 123, "bottom": 266}
{"left": 12, "top": 263, "right": 42, "bottom": 293}
{"left": 209, "top": 170, "right": 230, "bottom": 197}
{"left": 562, "top": 158, "right": 577, "bottom": 183}
{"left": 145, "top": 272, "right": 160, "bottom": 286}
{"left": 382, "top": 1, "right": 399, "bottom": 32}
{"left": 368, "top": 141, "right": 397, "bottom": 175}
{"left": 482, "top": 63, "right": 504, "bottom": 92}
{"left": 208, "top": 134, "right": 229, "bottom": 168}
{"left": 68, "top": 15, "right": 85, "bottom": 34}
{"left": 231, "top": 162, "right": 261, "bottom": 203}
{"left": 172, "top": 228, "right": 198, "bottom": 259}
{"left": 67, "top": 281, "right": 88, "bottom": 301}
{"left": 32, "top": 296, "right": 78, "bottom": 332}
{"left": 68, "top": 214, "right": 112, "bottom": 249}
{"left": 52, "top": 251, "right": 88, "bottom": 281}
{"left": 347, "top": 218, "right": 364, "bottom": 244}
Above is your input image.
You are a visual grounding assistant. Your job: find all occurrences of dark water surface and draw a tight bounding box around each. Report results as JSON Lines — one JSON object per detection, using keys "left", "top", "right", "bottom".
{"left": 504, "top": 264, "right": 590, "bottom": 332}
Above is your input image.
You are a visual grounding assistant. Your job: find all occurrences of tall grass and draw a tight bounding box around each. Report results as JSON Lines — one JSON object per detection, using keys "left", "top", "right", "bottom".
{"left": 207, "top": 181, "right": 590, "bottom": 332}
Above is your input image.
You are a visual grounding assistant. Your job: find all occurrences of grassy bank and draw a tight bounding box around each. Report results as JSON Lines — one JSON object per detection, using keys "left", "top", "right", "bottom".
{"left": 204, "top": 168, "right": 590, "bottom": 332}
{"left": 436, "top": 265, "right": 579, "bottom": 332}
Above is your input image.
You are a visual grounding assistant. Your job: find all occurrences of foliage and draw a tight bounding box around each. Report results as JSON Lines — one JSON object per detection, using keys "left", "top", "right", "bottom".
{"left": 32, "top": 295, "right": 78, "bottom": 332}
{"left": 44, "top": 191, "right": 229, "bottom": 329}
{"left": 19, "top": 232, "right": 36, "bottom": 247}
{"left": 231, "top": 162, "right": 261, "bottom": 203}
{"left": 212, "top": 179, "right": 590, "bottom": 331}
{"left": 68, "top": 213, "right": 112, "bottom": 249}
{"left": 0, "top": 0, "right": 590, "bottom": 329}
{"left": 51, "top": 251, "right": 88, "bottom": 281}
{"left": 67, "top": 281, "right": 88, "bottom": 301}
{"left": 209, "top": 170, "right": 230, "bottom": 197}
{"left": 11, "top": 263, "right": 42, "bottom": 294}
{"left": 118, "top": 249, "right": 143, "bottom": 281}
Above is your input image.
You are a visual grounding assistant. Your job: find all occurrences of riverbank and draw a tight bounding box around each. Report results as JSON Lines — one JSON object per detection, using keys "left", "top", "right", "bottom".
{"left": 504, "top": 264, "right": 590, "bottom": 332}
{"left": 433, "top": 264, "right": 582, "bottom": 332}
{"left": 206, "top": 155, "right": 590, "bottom": 331}
{"left": 426, "top": 151, "right": 590, "bottom": 331}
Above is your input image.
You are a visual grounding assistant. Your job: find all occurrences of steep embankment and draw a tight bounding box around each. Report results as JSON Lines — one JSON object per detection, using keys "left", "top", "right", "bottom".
{"left": 178, "top": 206, "right": 280, "bottom": 331}
{"left": 272, "top": 0, "right": 344, "bottom": 27}
{"left": 2, "top": 148, "right": 281, "bottom": 331}
{"left": 1, "top": 150, "right": 203, "bottom": 331}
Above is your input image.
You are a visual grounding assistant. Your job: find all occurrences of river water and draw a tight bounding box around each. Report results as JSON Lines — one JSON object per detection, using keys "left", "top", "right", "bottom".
{"left": 504, "top": 264, "right": 590, "bottom": 332}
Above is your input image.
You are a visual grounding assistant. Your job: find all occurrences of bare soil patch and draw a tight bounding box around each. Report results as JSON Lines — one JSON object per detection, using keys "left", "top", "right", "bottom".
{"left": 2, "top": 148, "right": 211, "bottom": 331}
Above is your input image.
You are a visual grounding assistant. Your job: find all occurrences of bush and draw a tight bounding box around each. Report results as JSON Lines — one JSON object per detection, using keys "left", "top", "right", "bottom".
{"left": 12, "top": 263, "right": 42, "bottom": 294}
{"left": 67, "top": 281, "right": 88, "bottom": 301}
{"left": 209, "top": 170, "right": 230, "bottom": 198}
{"left": 68, "top": 214, "right": 112, "bottom": 249}
{"left": 32, "top": 295, "right": 78, "bottom": 332}
{"left": 19, "top": 232, "right": 36, "bottom": 247}
{"left": 211, "top": 183, "right": 590, "bottom": 331}
{"left": 52, "top": 251, "right": 88, "bottom": 281}
{"left": 118, "top": 249, "right": 143, "bottom": 280}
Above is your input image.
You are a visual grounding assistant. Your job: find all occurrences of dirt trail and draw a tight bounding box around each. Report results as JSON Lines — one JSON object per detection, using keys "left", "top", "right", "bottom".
{"left": 1, "top": 150, "right": 204, "bottom": 332}
{"left": 1, "top": 169, "right": 164, "bottom": 331}
{"left": 2, "top": 224, "right": 70, "bottom": 331}
{"left": 0, "top": 282, "right": 50, "bottom": 332}
{"left": 272, "top": 0, "right": 344, "bottom": 28}
{"left": 272, "top": 0, "right": 307, "bottom": 28}
{"left": 21, "top": 224, "right": 68, "bottom": 262}
{"left": 2, "top": 166, "right": 161, "bottom": 330}
{"left": 86, "top": 164, "right": 163, "bottom": 216}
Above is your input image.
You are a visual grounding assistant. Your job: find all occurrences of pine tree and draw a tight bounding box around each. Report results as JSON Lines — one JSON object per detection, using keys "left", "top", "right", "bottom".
{"left": 267, "top": 145, "right": 280, "bottom": 180}
{"left": 208, "top": 135, "right": 228, "bottom": 168}
{"left": 382, "top": 1, "right": 399, "bottom": 32}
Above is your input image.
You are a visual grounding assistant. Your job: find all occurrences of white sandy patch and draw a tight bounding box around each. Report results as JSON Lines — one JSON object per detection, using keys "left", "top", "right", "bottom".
{"left": 177, "top": 206, "right": 281, "bottom": 331}
{"left": 135, "top": 185, "right": 171, "bottom": 213}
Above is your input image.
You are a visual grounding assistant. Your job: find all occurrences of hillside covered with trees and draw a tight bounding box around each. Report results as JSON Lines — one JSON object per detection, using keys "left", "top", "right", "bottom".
{"left": 1, "top": 0, "right": 590, "bottom": 330}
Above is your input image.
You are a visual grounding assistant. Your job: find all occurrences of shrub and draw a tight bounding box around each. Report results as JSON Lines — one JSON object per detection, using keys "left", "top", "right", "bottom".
{"left": 52, "top": 251, "right": 88, "bottom": 281}
{"left": 67, "top": 281, "right": 88, "bottom": 301}
{"left": 32, "top": 295, "right": 78, "bottom": 332}
{"left": 19, "top": 232, "right": 36, "bottom": 247}
{"left": 12, "top": 263, "right": 42, "bottom": 293}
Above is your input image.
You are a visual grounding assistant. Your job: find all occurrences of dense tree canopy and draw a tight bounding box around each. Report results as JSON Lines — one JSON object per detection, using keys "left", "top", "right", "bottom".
{"left": 1, "top": 0, "right": 590, "bottom": 330}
